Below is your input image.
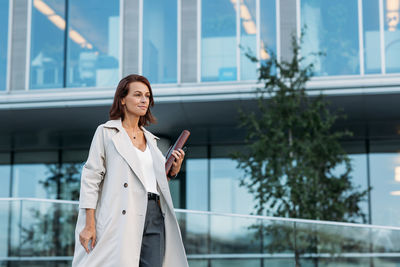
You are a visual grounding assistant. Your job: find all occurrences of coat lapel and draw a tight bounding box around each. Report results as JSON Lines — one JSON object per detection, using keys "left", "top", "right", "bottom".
{"left": 104, "top": 119, "right": 170, "bottom": 201}
{"left": 104, "top": 119, "right": 147, "bottom": 189}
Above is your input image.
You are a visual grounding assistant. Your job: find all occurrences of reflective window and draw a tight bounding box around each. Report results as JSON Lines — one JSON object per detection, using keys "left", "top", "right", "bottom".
{"left": 0, "top": 153, "right": 11, "bottom": 257}
{"left": 349, "top": 154, "right": 369, "bottom": 222}
{"left": 30, "top": 0, "right": 65, "bottom": 89}
{"left": 30, "top": 0, "right": 120, "bottom": 89}
{"left": 143, "top": 0, "right": 177, "bottom": 84}
{"left": 384, "top": 0, "right": 400, "bottom": 73}
{"left": 67, "top": 0, "right": 120, "bottom": 87}
{"left": 202, "top": 0, "right": 237, "bottom": 81}
{"left": 301, "top": 0, "right": 360, "bottom": 76}
{"left": 0, "top": 0, "right": 9, "bottom": 91}
{"left": 370, "top": 152, "right": 400, "bottom": 226}
{"left": 240, "top": 0, "right": 257, "bottom": 80}
{"left": 333, "top": 153, "right": 369, "bottom": 223}
{"left": 12, "top": 152, "right": 58, "bottom": 198}
{"left": 260, "top": 0, "right": 276, "bottom": 66}
{"left": 210, "top": 158, "right": 254, "bottom": 214}
{"left": 0, "top": 153, "right": 11, "bottom": 197}
{"left": 363, "top": 0, "right": 381, "bottom": 74}
{"left": 186, "top": 159, "right": 209, "bottom": 211}
{"left": 61, "top": 149, "right": 86, "bottom": 200}
{"left": 210, "top": 158, "right": 258, "bottom": 254}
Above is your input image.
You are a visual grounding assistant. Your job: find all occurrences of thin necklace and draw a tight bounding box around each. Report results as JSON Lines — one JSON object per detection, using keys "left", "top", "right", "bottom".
{"left": 123, "top": 123, "right": 141, "bottom": 139}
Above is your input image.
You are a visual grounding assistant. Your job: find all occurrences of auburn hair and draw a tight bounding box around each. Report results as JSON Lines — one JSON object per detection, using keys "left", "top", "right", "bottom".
{"left": 109, "top": 74, "right": 156, "bottom": 126}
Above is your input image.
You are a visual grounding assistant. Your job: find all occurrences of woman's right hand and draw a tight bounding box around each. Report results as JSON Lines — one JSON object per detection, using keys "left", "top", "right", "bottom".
{"left": 79, "top": 226, "right": 96, "bottom": 253}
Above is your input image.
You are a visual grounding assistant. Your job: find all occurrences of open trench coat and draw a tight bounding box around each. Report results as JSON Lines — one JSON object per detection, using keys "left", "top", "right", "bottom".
{"left": 72, "top": 118, "right": 188, "bottom": 267}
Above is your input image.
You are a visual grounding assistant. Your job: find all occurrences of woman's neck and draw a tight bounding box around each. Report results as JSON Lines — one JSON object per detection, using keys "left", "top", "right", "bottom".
{"left": 122, "top": 116, "right": 141, "bottom": 132}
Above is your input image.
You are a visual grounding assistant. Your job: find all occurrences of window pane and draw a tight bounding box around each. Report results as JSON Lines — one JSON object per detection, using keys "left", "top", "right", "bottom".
{"left": 61, "top": 149, "right": 86, "bottom": 200}
{"left": 143, "top": 0, "right": 177, "bottom": 84}
{"left": 0, "top": 0, "right": 9, "bottom": 91}
{"left": 260, "top": 0, "right": 276, "bottom": 66}
{"left": 363, "top": 0, "right": 381, "bottom": 74}
{"left": 30, "top": 0, "right": 65, "bottom": 89}
{"left": 186, "top": 159, "right": 209, "bottom": 211}
{"left": 384, "top": 0, "right": 400, "bottom": 73}
{"left": 67, "top": 0, "right": 120, "bottom": 88}
{"left": 0, "top": 153, "right": 11, "bottom": 197}
{"left": 202, "top": 0, "right": 237, "bottom": 81}
{"left": 370, "top": 152, "right": 400, "bottom": 227}
{"left": 240, "top": 0, "right": 257, "bottom": 80}
{"left": 210, "top": 158, "right": 254, "bottom": 214}
{"left": 301, "top": 0, "right": 360, "bottom": 76}
{"left": 333, "top": 153, "right": 369, "bottom": 223}
{"left": 13, "top": 151, "right": 58, "bottom": 199}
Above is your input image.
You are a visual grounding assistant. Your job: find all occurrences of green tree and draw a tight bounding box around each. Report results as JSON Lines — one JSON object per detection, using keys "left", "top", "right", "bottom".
{"left": 232, "top": 32, "right": 369, "bottom": 266}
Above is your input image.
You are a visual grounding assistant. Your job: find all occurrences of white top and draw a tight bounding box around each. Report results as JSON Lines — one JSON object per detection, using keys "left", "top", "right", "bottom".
{"left": 134, "top": 142, "right": 159, "bottom": 194}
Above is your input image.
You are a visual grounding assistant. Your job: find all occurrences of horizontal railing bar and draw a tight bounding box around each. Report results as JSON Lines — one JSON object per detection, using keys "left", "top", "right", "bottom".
{"left": 2, "top": 253, "right": 400, "bottom": 261}
{"left": 175, "top": 208, "right": 400, "bottom": 231}
{"left": 0, "top": 256, "right": 74, "bottom": 261}
{"left": 1, "top": 198, "right": 400, "bottom": 231}
{"left": 187, "top": 252, "right": 400, "bottom": 259}
{"left": 0, "top": 197, "right": 78, "bottom": 205}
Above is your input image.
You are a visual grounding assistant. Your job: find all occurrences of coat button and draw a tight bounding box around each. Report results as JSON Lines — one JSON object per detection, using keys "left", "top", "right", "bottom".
{"left": 122, "top": 210, "right": 126, "bottom": 215}
{"left": 123, "top": 183, "right": 128, "bottom": 188}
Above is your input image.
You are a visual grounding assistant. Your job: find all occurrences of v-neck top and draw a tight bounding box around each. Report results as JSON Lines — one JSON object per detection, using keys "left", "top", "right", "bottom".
{"left": 133, "top": 141, "right": 159, "bottom": 194}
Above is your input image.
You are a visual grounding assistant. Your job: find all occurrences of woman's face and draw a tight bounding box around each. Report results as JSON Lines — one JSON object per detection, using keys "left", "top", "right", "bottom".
{"left": 121, "top": 82, "right": 151, "bottom": 118}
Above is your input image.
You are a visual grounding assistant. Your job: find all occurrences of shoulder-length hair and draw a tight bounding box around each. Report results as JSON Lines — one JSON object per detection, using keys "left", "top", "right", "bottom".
{"left": 109, "top": 74, "right": 156, "bottom": 126}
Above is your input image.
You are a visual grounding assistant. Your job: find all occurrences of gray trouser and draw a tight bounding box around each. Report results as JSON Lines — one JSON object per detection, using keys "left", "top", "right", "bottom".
{"left": 139, "top": 199, "right": 165, "bottom": 267}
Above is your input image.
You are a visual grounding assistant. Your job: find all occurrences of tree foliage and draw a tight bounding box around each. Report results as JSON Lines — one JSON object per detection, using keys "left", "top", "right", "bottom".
{"left": 232, "top": 32, "right": 369, "bottom": 223}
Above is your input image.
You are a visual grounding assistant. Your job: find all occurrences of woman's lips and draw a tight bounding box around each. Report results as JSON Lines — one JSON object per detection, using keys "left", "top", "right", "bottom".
{"left": 138, "top": 106, "right": 147, "bottom": 110}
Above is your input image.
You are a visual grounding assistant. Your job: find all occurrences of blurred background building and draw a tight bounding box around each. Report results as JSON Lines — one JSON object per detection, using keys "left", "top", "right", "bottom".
{"left": 1, "top": 0, "right": 400, "bottom": 266}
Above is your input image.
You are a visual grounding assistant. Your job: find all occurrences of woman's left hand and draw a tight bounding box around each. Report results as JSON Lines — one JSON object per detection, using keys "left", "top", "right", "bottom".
{"left": 170, "top": 148, "right": 185, "bottom": 177}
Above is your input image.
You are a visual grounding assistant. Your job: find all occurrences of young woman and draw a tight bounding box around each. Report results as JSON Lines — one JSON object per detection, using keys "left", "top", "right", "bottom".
{"left": 72, "top": 74, "right": 188, "bottom": 267}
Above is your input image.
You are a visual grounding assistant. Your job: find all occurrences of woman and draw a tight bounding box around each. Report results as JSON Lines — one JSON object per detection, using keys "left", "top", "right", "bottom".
{"left": 72, "top": 74, "right": 189, "bottom": 267}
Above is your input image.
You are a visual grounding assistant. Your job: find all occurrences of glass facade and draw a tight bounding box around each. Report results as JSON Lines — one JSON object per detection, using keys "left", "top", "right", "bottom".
{"left": 30, "top": 0, "right": 120, "bottom": 89}
{"left": 201, "top": 0, "right": 237, "bottom": 82}
{"left": 384, "top": 0, "right": 400, "bottom": 73}
{"left": 66, "top": 0, "right": 120, "bottom": 87}
{"left": 201, "top": 0, "right": 277, "bottom": 82}
{"left": 240, "top": 0, "right": 257, "bottom": 80}
{"left": 0, "top": 0, "right": 9, "bottom": 91}
{"left": 0, "top": 141, "right": 397, "bottom": 227}
{"left": 301, "top": 0, "right": 360, "bottom": 76}
{"left": 143, "top": 0, "right": 177, "bottom": 84}
{"left": 0, "top": 150, "right": 85, "bottom": 201}
{"left": 370, "top": 140, "right": 400, "bottom": 226}
{"left": 363, "top": 0, "right": 381, "bottom": 74}
{"left": 5, "top": 0, "right": 400, "bottom": 91}
{"left": 260, "top": 0, "right": 276, "bottom": 66}
{"left": 30, "top": 0, "right": 66, "bottom": 89}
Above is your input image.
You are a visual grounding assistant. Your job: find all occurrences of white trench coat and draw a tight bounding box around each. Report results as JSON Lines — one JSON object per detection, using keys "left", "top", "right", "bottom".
{"left": 72, "top": 118, "right": 188, "bottom": 267}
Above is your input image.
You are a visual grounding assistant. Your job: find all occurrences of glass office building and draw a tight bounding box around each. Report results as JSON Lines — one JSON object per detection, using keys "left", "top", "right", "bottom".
{"left": 1, "top": 0, "right": 400, "bottom": 265}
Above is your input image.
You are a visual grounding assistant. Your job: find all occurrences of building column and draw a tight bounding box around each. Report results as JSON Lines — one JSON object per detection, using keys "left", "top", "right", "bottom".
{"left": 9, "top": 0, "right": 29, "bottom": 91}
{"left": 181, "top": 0, "right": 197, "bottom": 83}
{"left": 280, "top": 0, "right": 298, "bottom": 62}
{"left": 122, "top": 0, "right": 140, "bottom": 76}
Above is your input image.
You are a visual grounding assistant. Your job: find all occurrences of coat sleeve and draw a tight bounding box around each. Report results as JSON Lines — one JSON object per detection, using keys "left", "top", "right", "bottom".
{"left": 78, "top": 125, "right": 106, "bottom": 209}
